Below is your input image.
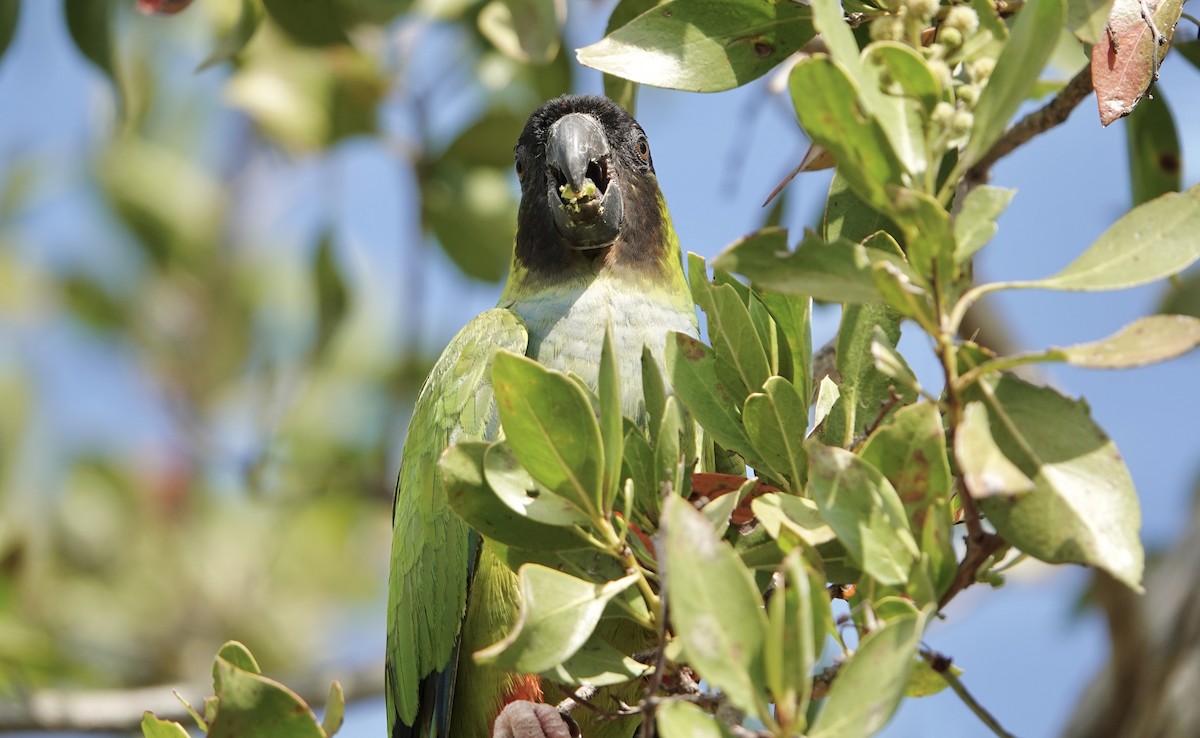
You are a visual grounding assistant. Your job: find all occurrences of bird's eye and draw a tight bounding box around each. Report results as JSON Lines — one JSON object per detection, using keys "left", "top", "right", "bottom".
{"left": 515, "top": 159, "right": 523, "bottom": 177}
{"left": 635, "top": 138, "right": 650, "bottom": 163}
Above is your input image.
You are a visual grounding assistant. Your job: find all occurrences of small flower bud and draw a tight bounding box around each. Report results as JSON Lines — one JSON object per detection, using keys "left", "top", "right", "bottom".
{"left": 969, "top": 57, "right": 997, "bottom": 83}
{"left": 905, "top": 0, "right": 940, "bottom": 21}
{"left": 944, "top": 5, "right": 980, "bottom": 36}
{"left": 932, "top": 101, "right": 956, "bottom": 127}
{"left": 952, "top": 109, "right": 975, "bottom": 134}
{"left": 938, "top": 27, "right": 963, "bottom": 48}
{"left": 870, "top": 15, "right": 907, "bottom": 42}
{"left": 955, "top": 82, "right": 980, "bottom": 107}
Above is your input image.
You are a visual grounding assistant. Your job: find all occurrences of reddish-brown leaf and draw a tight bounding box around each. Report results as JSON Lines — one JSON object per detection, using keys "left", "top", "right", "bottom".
{"left": 1091, "top": 0, "right": 1185, "bottom": 125}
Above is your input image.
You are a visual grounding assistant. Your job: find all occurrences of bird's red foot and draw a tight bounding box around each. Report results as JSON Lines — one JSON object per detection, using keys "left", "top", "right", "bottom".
{"left": 492, "top": 700, "right": 580, "bottom": 738}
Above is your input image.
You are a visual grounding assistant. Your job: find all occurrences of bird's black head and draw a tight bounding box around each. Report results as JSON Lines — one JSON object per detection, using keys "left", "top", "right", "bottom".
{"left": 512, "top": 95, "right": 669, "bottom": 280}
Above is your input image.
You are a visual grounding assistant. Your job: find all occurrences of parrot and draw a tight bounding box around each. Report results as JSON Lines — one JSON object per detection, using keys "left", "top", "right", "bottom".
{"left": 386, "top": 94, "right": 699, "bottom": 738}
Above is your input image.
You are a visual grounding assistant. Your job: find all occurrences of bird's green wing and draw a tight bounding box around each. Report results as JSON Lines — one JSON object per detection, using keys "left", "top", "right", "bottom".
{"left": 386, "top": 308, "right": 528, "bottom": 737}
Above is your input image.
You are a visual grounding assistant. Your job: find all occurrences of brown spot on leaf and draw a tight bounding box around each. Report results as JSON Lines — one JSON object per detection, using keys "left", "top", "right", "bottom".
{"left": 754, "top": 41, "right": 774, "bottom": 58}
{"left": 1158, "top": 150, "right": 1181, "bottom": 174}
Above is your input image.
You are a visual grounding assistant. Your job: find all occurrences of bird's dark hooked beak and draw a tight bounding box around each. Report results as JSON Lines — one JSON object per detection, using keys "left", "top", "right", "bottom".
{"left": 545, "top": 113, "right": 624, "bottom": 249}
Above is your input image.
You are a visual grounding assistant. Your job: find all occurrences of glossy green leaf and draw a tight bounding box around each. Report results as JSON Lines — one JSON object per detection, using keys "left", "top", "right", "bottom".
{"left": 493, "top": 351, "right": 605, "bottom": 516}
{"left": 0, "top": 0, "right": 18, "bottom": 62}
{"left": 790, "top": 57, "right": 908, "bottom": 216}
{"left": 808, "top": 610, "right": 928, "bottom": 738}
{"left": 656, "top": 700, "right": 737, "bottom": 737}
{"left": 141, "top": 714, "right": 191, "bottom": 738}
{"left": 198, "top": 0, "right": 264, "bottom": 71}
{"left": 964, "top": 0, "right": 1066, "bottom": 167}
{"left": 577, "top": 0, "right": 816, "bottom": 92}
{"left": 664, "top": 495, "right": 768, "bottom": 719}
{"left": 955, "top": 401, "right": 1035, "bottom": 498}
{"left": 542, "top": 636, "right": 651, "bottom": 687}
{"left": 1030, "top": 184, "right": 1200, "bottom": 291}
{"left": 859, "top": 402, "right": 955, "bottom": 598}
{"left": 953, "top": 185, "right": 1016, "bottom": 263}
{"left": 1126, "top": 90, "right": 1181, "bottom": 206}
{"left": 476, "top": 565, "right": 637, "bottom": 672}
{"left": 806, "top": 441, "right": 919, "bottom": 587}
{"left": 443, "top": 441, "right": 590, "bottom": 551}
{"left": 966, "top": 374, "right": 1144, "bottom": 590}
{"left": 1057, "top": 314, "right": 1200, "bottom": 368}
{"left": 321, "top": 681, "right": 345, "bottom": 737}
{"left": 209, "top": 647, "right": 324, "bottom": 738}
{"left": 262, "top": 0, "right": 349, "bottom": 46}
{"left": 743, "top": 377, "right": 809, "bottom": 491}
{"left": 666, "top": 331, "right": 754, "bottom": 455}
{"left": 478, "top": 0, "right": 561, "bottom": 63}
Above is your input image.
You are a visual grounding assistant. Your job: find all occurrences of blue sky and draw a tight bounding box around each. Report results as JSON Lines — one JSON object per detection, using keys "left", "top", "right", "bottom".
{"left": 2, "top": 2, "right": 1198, "bottom": 737}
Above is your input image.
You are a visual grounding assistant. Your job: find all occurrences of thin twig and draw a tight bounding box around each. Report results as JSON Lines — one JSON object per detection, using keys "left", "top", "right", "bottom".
{"left": 923, "top": 650, "right": 1018, "bottom": 738}
{"left": 966, "top": 63, "right": 1095, "bottom": 186}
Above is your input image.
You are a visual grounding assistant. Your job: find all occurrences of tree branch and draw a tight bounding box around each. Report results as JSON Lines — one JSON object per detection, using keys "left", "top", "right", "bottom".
{"left": 0, "top": 660, "right": 384, "bottom": 733}
{"left": 966, "top": 63, "right": 1095, "bottom": 185}
{"left": 923, "top": 650, "right": 1017, "bottom": 738}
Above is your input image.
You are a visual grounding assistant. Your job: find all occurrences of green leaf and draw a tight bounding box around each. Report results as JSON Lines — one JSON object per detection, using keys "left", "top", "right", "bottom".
{"left": 141, "top": 713, "right": 192, "bottom": 738}
{"left": 824, "top": 172, "right": 898, "bottom": 244}
{"left": 654, "top": 396, "right": 690, "bottom": 500}
{"left": 744, "top": 377, "right": 809, "bottom": 491}
{"left": 905, "top": 657, "right": 962, "bottom": 697}
{"left": 864, "top": 42, "right": 943, "bottom": 113}
{"left": 493, "top": 351, "right": 605, "bottom": 517}
{"left": 890, "top": 188, "right": 954, "bottom": 292}
{"left": 953, "top": 185, "right": 1016, "bottom": 263}
{"left": 819, "top": 304, "right": 909, "bottom": 448}
{"left": 870, "top": 326, "right": 921, "bottom": 396}
{"left": 664, "top": 495, "right": 769, "bottom": 719}
{"left": 1029, "top": 184, "right": 1200, "bottom": 291}
{"left": 443, "top": 441, "right": 590, "bottom": 551}
{"left": 577, "top": 0, "right": 816, "bottom": 92}
{"left": 1125, "top": 90, "right": 1181, "bottom": 207}
{"left": 321, "top": 681, "right": 345, "bottom": 737}
{"left": 477, "top": 0, "right": 562, "bottom": 63}
{"left": 1067, "top": 0, "right": 1115, "bottom": 43}
{"left": 312, "top": 232, "right": 348, "bottom": 358}
{"left": 1056, "top": 314, "right": 1200, "bottom": 368}
{"left": 483, "top": 443, "right": 589, "bottom": 526}
{"left": 641, "top": 346, "right": 668, "bottom": 435}
{"left": 600, "top": 0, "right": 662, "bottom": 112}
{"left": 198, "top": 0, "right": 264, "bottom": 71}
{"left": 752, "top": 493, "right": 837, "bottom": 548}
{"left": 475, "top": 565, "right": 637, "bottom": 672}
{"left": 666, "top": 331, "right": 754, "bottom": 456}
{"left": 964, "top": 0, "right": 1066, "bottom": 167}
{"left": 656, "top": 700, "right": 737, "bottom": 738}
{"left": 955, "top": 401, "right": 1035, "bottom": 498}
{"left": 1158, "top": 267, "right": 1200, "bottom": 318}
{"left": 812, "top": 375, "right": 840, "bottom": 430}
{"left": 766, "top": 551, "right": 829, "bottom": 730}
{"left": 64, "top": 0, "right": 118, "bottom": 97}
{"left": 0, "top": 0, "right": 18, "bottom": 62}
{"left": 262, "top": 0, "right": 349, "bottom": 46}
{"left": 216, "top": 641, "right": 261, "bottom": 675}
{"left": 422, "top": 164, "right": 516, "bottom": 283}
{"left": 209, "top": 648, "right": 324, "bottom": 738}
{"left": 714, "top": 228, "right": 917, "bottom": 304}
{"left": 790, "top": 57, "right": 908, "bottom": 216}
{"left": 598, "top": 326, "right": 623, "bottom": 514}
{"left": 805, "top": 441, "right": 920, "bottom": 587}
{"left": 859, "top": 402, "right": 955, "bottom": 599}
{"left": 691, "top": 256, "right": 772, "bottom": 397}
{"left": 757, "top": 289, "right": 813, "bottom": 400}
{"left": 808, "top": 610, "right": 928, "bottom": 738}
{"left": 542, "top": 635, "right": 651, "bottom": 687}
{"left": 966, "top": 374, "right": 1144, "bottom": 590}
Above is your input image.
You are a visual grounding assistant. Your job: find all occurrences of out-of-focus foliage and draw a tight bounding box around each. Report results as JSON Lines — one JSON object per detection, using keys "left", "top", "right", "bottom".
{"left": 0, "top": 0, "right": 568, "bottom": 699}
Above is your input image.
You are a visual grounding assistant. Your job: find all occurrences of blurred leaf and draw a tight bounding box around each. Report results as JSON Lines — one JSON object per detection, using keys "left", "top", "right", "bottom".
{"left": 905, "top": 657, "right": 961, "bottom": 697}
{"left": 964, "top": 0, "right": 1065, "bottom": 163}
{"left": 321, "top": 681, "right": 345, "bottom": 736}
{"left": 442, "top": 108, "right": 527, "bottom": 168}
{"left": 597, "top": 326, "right": 624, "bottom": 514}
{"left": 542, "top": 635, "right": 651, "bottom": 687}
{"left": 656, "top": 700, "right": 737, "bottom": 737}
{"left": 766, "top": 551, "right": 826, "bottom": 729}
{"left": 443, "top": 441, "right": 590, "bottom": 550}
{"left": 61, "top": 274, "right": 128, "bottom": 331}
{"left": 1028, "top": 184, "right": 1200, "bottom": 291}
{"left": 966, "top": 374, "right": 1144, "bottom": 591}
{"left": 65, "top": 0, "right": 119, "bottom": 97}
{"left": 790, "top": 57, "right": 907, "bottom": 217}
{"left": 1125, "top": 89, "right": 1181, "bottom": 206}
{"left": 666, "top": 331, "right": 754, "bottom": 456}
{"left": 208, "top": 643, "right": 325, "bottom": 738}
{"left": 663, "top": 495, "right": 768, "bottom": 719}
{"left": 262, "top": 0, "right": 349, "bottom": 46}
{"left": 743, "top": 377, "right": 809, "bottom": 491}
{"left": 641, "top": 346, "right": 668, "bottom": 437}
{"left": 1176, "top": 38, "right": 1200, "bottom": 69}
{"left": 141, "top": 713, "right": 191, "bottom": 738}
{"left": 953, "top": 185, "right": 1016, "bottom": 263}
{"left": 1067, "top": 0, "right": 1115, "bottom": 43}
{"left": 478, "top": 0, "right": 562, "bottom": 63}
{"left": 312, "top": 232, "right": 348, "bottom": 358}
{"left": 422, "top": 164, "right": 516, "bottom": 282}
{"left": 1091, "top": 0, "right": 1183, "bottom": 125}
{"left": 0, "top": 0, "right": 17, "bottom": 62}
{"left": 955, "top": 401, "right": 1035, "bottom": 498}
{"left": 808, "top": 610, "right": 927, "bottom": 738}
{"left": 1158, "top": 267, "right": 1200, "bottom": 317}
{"left": 577, "top": 0, "right": 815, "bottom": 92}
{"left": 198, "top": 0, "right": 264, "bottom": 71}
{"left": 493, "top": 351, "right": 604, "bottom": 517}
{"left": 805, "top": 441, "right": 919, "bottom": 587}
{"left": 474, "top": 565, "right": 637, "bottom": 672}
{"left": 1056, "top": 314, "right": 1200, "bottom": 368}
